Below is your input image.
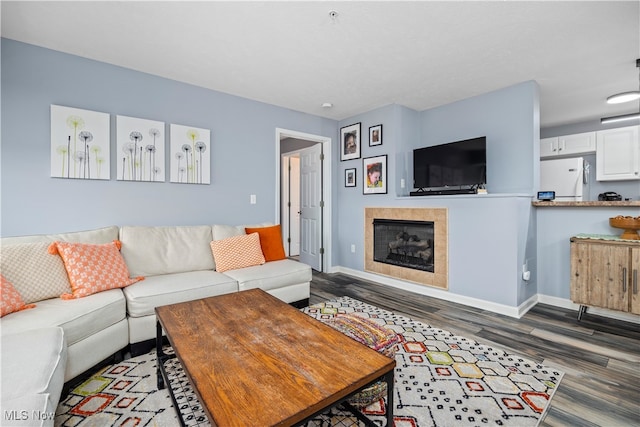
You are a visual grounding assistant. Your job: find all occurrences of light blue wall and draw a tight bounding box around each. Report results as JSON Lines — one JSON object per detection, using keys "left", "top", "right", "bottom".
{"left": 336, "top": 82, "right": 540, "bottom": 307}
{"left": 1, "top": 39, "right": 337, "bottom": 237}
{"left": 419, "top": 81, "right": 539, "bottom": 195}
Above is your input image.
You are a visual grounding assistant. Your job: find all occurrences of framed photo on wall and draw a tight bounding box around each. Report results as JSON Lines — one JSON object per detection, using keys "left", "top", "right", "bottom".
{"left": 345, "top": 168, "right": 356, "bottom": 187}
{"left": 369, "top": 124, "right": 382, "bottom": 146}
{"left": 363, "top": 155, "right": 387, "bottom": 195}
{"left": 340, "top": 122, "right": 361, "bottom": 161}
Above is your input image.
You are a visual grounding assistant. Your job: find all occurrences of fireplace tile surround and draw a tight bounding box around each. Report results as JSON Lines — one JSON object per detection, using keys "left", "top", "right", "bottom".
{"left": 365, "top": 207, "right": 448, "bottom": 289}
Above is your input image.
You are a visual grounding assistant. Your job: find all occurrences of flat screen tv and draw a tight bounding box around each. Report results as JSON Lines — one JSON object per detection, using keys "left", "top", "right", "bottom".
{"left": 413, "top": 136, "right": 486, "bottom": 190}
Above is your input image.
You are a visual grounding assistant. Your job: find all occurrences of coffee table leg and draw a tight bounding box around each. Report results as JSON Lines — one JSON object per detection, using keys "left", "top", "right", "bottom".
{"left": 156, "top": 320, "right": 165, "bottom": 390}
{"left": 385, "top": 370, "right": 394, "bottom": 427}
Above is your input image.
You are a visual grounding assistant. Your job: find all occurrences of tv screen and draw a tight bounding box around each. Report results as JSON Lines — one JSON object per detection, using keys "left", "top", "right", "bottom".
{"left": 413, "top": 137, "right": 486, "bottom": 190}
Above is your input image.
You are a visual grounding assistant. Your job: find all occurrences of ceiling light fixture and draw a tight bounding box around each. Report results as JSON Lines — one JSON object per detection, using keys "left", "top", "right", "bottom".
{"left": 601, "top": 59, "right": 640, "bottom": 124}
{"left": 607, "top": 91, "right": 640, "bottom": 104}
{"left": 322, "top": 102, "right": 333, "bottom": 108}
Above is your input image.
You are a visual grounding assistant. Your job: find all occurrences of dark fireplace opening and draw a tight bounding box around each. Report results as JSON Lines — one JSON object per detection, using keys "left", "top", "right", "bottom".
{"left": 373, "top": 219, "right": 435, "bottom": 272}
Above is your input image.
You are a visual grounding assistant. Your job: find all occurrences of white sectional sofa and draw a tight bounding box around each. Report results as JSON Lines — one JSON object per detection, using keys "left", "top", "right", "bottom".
{"left": 0, "top": 223, "right": 311, "bottom": 426}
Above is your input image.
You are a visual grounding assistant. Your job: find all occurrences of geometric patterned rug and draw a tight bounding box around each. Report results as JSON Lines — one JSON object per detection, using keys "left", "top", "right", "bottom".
{"left": 302, "top": 297, "right": 564, "bottom": 427}
{"left": 56, "top": 296, "right": 563, "bottom": 427}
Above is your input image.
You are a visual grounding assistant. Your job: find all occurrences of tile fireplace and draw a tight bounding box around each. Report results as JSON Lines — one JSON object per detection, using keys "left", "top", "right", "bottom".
{"left": 365, "top": 207, "right": 447, "bottom": 289}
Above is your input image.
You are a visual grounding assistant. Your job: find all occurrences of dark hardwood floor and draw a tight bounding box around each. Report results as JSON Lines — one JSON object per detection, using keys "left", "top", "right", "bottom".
{"left": 310, "top": 272, "right": 640, "bottom": 427}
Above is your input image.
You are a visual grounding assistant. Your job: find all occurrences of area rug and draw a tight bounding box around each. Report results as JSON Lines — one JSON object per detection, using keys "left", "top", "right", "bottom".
{"left": 55, "top": 297, "right": 563, "bottom": 427}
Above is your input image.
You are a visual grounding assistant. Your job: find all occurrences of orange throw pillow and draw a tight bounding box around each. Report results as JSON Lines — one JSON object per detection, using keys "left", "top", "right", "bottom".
{"left": 244, "top": 225, "right": 286, "bottom": 262}
{"left": 48, "top": 240, "right": 144, "bottom": 300}
{"left": 210, "top": 233, "right": 266, "bottom": 273}
{"left": 1, "top": 275, "right": 35, "bottom": 317}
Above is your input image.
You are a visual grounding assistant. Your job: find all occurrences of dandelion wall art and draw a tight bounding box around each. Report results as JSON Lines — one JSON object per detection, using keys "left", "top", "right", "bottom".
{"left": 116, "top": 115, "right": 166, "bottom": 182}
{"left": 51, "top": 105, "right": 110, "bottom": 180}
{"left": 170, "top": 124, "right": 211, "bottom": 184}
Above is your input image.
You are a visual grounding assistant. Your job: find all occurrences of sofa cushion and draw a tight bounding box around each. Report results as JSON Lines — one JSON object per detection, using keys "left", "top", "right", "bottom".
{"left": 123, "top": 270, "right": 238, "bottom": 317}
{"left": 48, "top": 240, "right": 143, "bottom": 299}
{"left": 0, "top": 289, "right": 126, "bottom": 347}
{"left": 0, "top": 242, "right": 73, "bottom": 303}
{"left": 212, "top": 222, "right": 272, "bottom": 241}
{"left": 223, "top": 259, "right": 311, "bottom": 293}
{"left": 0, "top": 226, "right": 119, "bottom": 246}
{"left": 1, "top": 275, "right": 35, "bottom": 317}
{"left": 120, "top": 225, "right": 215, "bottom": 276}
{"left": 1, "top": 327, "right": 67, "bottom": 418}
{"left": 210, "top": 233, "right": 265, "bottom": 273}
{"left": 245, "top": 225, "right": 286, "bottom": 262}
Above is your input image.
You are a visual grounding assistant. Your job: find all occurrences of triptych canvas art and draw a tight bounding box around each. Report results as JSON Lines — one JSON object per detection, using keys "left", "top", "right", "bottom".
{"left": 50, "top": 105, "right": 211, "bottom": 184}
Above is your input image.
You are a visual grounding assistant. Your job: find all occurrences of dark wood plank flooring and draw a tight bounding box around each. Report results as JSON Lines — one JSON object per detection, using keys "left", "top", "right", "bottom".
{"left": 310, "top": 272, "right": 640, "bottom": 427}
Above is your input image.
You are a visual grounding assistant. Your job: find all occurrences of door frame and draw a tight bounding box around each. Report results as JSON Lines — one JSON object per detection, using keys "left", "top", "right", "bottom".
{"left": 275, "top": 128, "right": 332, "bottom": 273}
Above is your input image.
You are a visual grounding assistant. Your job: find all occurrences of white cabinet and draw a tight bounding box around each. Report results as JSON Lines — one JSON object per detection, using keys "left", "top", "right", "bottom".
{"left": 596, "top": 125, "right": 640, "bottom": 181}
{"left": 540, "top": 132, "right": 596, "bottom": 158}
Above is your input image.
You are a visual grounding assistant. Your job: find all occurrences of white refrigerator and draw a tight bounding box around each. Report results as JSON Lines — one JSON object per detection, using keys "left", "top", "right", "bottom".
{"left": 540, "top": 157, "right": 585, "bottom": 201}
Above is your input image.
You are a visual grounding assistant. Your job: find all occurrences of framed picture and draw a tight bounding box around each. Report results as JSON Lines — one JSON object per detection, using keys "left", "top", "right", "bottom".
{"left": 369, "top": 124, "right": 383, "bottom": 146}
{"left": 116, "top": 115, "right": 166, "bottom": 182}
{"left": 363, "top": 155, "right": 387, "bottom": 195}
{"left": 345, "top": 168, "right": 357, "bottom": 187}
{"left": 50, "top": 105, "right": 110, "bottom": 180}
{"left": 340, "top": 122, "right": 361, "bottom": 161}
{"left": 169, "top": 124, "right": 211, "bottom": 184}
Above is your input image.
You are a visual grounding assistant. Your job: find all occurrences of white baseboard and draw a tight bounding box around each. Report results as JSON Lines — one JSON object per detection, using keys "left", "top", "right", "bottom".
{"left": 334, "top": 266, "right": 527, "bottom": 318}
{"left": 329, "top": 266, "right": 640, "bottom": 323}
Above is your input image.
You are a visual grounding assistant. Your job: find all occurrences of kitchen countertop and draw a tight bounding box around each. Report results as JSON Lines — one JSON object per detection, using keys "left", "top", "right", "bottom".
{"left": 532, "top": 201, "right": 640, "bottom": 207}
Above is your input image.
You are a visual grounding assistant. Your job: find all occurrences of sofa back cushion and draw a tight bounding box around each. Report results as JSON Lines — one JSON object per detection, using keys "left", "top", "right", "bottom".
{"left": 0, "top": 242, "right": 73, "bottom": 303}
{"left": 119, "top": 225, "right": 215, "bottom": 276}
{"left": 0, "top": 226, "right": 119, "bottom": 246}
{"left": 212, "top": 222, "right": 272, "bottom": 242}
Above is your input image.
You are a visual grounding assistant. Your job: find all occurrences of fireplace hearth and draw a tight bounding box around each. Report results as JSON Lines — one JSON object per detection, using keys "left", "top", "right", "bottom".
{"left": 374, "top": 219, "right": 434, "bottom": 272}
{"left": 365, "top": 207, "right": 447, "bottom": 289}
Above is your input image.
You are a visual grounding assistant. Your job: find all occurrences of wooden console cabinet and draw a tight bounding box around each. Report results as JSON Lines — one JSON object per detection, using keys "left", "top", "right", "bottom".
{"left": 570, "top": 237, "right": 640, "bottom": 320}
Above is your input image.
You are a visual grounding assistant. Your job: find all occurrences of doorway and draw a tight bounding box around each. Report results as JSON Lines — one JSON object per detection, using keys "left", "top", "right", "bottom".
{"left": 276, "top": 129, "right": 332, "bottom": 273}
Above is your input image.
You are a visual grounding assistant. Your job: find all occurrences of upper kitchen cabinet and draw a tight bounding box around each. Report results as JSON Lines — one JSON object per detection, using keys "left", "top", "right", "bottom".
{"left": 596, "top": 125, "right": 640, "bottom": 181}
{"left": 540, "top": 132, "right": 596, "bottom": 158}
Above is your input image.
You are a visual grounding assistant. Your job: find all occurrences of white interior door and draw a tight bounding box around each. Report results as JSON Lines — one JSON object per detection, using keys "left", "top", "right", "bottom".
{"left": 299, "top": 144, "right": 322, "bottom": 271}
{"left": 289, "top": 156, "right": 301, "bottom": 256}
{"left": 281, "top": 155, "right": 301, "bottom": 257}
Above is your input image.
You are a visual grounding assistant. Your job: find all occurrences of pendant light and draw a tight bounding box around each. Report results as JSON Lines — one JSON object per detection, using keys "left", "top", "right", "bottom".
{"left": 601, "top": 59, "right": 640, "bottom": 124}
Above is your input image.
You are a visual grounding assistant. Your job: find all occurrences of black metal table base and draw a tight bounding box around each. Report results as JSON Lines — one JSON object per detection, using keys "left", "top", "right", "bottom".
{"left": 156, "top": 321, "right": 186, "bottom": 427}
{"left": 156, "top": 319, "right": 394, "bottom": 427}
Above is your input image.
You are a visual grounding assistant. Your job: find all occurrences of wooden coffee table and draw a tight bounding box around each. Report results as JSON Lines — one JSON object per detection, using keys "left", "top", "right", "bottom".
{"left": 155, "top": 289, "right": 395, "bottom": 426}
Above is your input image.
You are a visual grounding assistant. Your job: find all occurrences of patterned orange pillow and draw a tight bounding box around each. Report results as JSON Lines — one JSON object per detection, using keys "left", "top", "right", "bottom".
{"left": 210, "top": 233, "right": 266, "bottom": 273}
{"left": 1, "top": 275, "right": 36, "bottom": 317}
{"left": 48, "top": 240, "right": 144, "bottom": 300}
{"left": 244, "top": 225, "right": 286, "bottom": 262}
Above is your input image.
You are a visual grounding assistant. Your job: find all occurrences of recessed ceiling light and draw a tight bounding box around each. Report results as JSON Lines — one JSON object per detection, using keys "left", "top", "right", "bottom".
{"left": 606, "top": 91, "right": 640, "bottom": 104}
{"left": 322, "top": 102, "right": 333, "bottom": 108}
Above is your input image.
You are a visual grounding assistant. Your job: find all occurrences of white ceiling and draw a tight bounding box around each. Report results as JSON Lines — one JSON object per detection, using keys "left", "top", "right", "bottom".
{"left": 2, "top": 1, "right": 639, "bottom": 128}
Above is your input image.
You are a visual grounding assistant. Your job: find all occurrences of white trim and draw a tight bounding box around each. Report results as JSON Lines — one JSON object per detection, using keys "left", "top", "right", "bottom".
{"left": 335, "top": 266, "right": 525, "bottom": 318}
{"left": 333, "top": 267, "right": 640, "bottom": 324}
{"left": 275, "top": 128, "right": 332, "bottom": 273}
